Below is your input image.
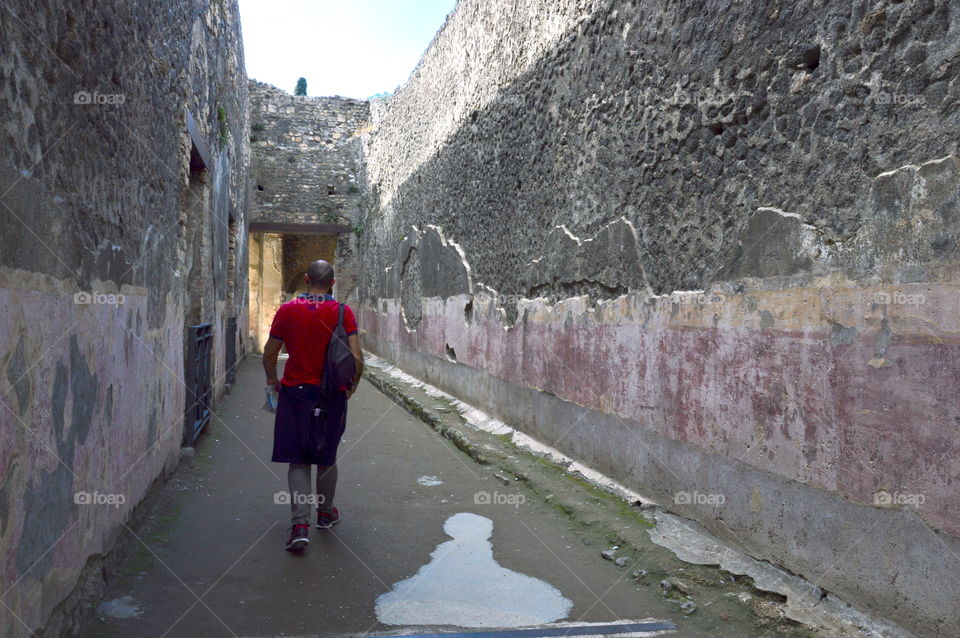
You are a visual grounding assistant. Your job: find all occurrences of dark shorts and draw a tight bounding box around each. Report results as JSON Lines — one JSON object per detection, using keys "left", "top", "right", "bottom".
{"left": 271, "top": 383, "right": 347, "bottom": 466}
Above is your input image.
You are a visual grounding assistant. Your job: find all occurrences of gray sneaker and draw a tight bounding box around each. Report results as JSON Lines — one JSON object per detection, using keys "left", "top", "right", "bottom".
{"left": 285, "top": 524, "right": 309, "bottom": 552}
{"left": 316, "top": 507, "right": 340, "bottom": 529}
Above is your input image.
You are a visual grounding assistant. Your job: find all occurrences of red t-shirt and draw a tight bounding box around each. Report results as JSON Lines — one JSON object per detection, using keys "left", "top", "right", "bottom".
{"left": 269, "top": 294, "right": 358, "bottom": 387}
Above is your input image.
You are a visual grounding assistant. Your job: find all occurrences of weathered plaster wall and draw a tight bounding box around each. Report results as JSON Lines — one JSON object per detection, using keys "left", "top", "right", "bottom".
{"left": 248, "top": 80, "right": 370, "bottom": 300}
{"left": 357, "top": 0, "right": 960, "bottom": 635}
{"left": 247, "top": 232, "right": 284, "bottom": 353}
{"left": 0, "top": 0, "right": 250, "bottom": 635}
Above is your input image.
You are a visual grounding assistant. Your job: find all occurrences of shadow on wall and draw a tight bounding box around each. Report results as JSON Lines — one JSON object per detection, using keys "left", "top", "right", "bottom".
{"left": 359, "top": 155, "right": 960, "bottom": 636}
{"left": 355, "top": 1, "right": 960, "bottom": 635}
{"left": 360, "top": 0, "right": 957, "bottom": 323}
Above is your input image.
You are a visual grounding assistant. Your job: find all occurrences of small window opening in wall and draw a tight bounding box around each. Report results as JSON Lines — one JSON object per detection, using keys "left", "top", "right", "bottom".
{"left": 256, "top": 184, "right": 264, "bottom": 191}
{"left": 327, "top": 185, "right": 336, "bottom": 195}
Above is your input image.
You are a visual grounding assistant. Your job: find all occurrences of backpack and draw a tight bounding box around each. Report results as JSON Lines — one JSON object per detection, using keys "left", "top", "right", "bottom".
{"left": 323, "top": 303, "right": 356, "bottom": 391}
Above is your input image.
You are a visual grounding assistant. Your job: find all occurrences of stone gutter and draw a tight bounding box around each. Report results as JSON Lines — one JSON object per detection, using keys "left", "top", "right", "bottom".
{"left": 362, "top": 355, "right": 916, "bottom": 638}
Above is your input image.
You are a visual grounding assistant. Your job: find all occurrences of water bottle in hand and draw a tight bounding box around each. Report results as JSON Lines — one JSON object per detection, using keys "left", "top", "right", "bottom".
{"left": 263, "top": 385, "right": 279, "bottom": 413}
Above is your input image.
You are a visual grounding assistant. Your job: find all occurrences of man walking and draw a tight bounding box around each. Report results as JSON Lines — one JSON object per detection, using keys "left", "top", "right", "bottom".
{"left": 263, "top": 260, "right": 363, "bottom": 552}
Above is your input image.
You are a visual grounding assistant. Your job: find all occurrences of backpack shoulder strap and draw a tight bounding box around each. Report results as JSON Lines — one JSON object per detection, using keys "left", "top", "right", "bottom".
{"left": 337, "top": 302, "right": 344, "bottom": 327}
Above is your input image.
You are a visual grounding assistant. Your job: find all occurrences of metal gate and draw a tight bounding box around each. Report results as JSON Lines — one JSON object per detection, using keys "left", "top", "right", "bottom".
{"left": 184, "top": 322, "right": 213, "bottom": 445}
{"left": 225, "top": 316, "right": 238, "bottom": 385}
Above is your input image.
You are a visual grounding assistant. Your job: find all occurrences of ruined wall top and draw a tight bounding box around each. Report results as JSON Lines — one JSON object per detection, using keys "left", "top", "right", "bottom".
{"left": 248, "top": 79, "right": 370, "bottom": 227}
{"left": 366, "top": 0, "right": 604, "bottom": 212}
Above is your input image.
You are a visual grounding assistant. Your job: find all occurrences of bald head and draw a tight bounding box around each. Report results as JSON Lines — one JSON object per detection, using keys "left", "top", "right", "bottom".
{"left": 306, "top": 260, "right": 334, "bottom": 291}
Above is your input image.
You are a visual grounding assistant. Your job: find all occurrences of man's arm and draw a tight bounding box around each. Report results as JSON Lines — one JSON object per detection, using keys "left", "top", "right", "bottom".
{"left": 347, "top": 333, "right": 364, "bottom": 398}
{"left": 263, "top": 337, "right": 283, "bottom": 388}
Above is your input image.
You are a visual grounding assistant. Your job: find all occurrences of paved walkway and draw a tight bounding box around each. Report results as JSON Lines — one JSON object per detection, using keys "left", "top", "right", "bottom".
{"left": 79, "top": 357, "right": 684, "bottom": 638}
{"left": 77, "top": 355, "right": 819, "bottom": 638}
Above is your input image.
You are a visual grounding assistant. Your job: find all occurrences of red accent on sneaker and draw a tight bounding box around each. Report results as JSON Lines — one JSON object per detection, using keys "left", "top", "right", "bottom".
{"left": 316, "top": 507, "right": 341, "bottom": 528}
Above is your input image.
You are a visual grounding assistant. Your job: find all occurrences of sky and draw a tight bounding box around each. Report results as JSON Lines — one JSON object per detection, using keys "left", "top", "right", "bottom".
{"left": 238, "top": 0, "right": 458, "bottom": 100}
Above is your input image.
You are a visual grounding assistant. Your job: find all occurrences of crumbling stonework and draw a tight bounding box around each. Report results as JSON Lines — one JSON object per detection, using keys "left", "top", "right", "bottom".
{"left": 0, "top": 1, "right": 250, "bottom": 635}
{"left": 249, "top": 80, "right": 369, "bottom": 227}
{"left": 356, "top": 0, "right": 960, "bottom": 635}
{"left": 248, "top": 80, "right": 370, "bottom": 302}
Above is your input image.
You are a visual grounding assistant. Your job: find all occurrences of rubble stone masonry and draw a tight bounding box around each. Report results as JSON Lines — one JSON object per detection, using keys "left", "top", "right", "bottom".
{"left": 357, "top": 0, "right": 960, "bottom": 635}
{"left": 248, "top": 80, "right": 369, "bottom": 302}
{"left": 0, "top": 1, "right": 250, "bottom": 635}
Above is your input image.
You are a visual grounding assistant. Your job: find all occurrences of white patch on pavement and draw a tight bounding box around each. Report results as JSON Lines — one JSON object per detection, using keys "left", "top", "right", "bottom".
{"left": 418, "top": 475, "right": 444, "bottom": 486}
{"left": 98, "top": 596, "right": 143, "bottom": 619}
{"left": 375, "top": 512, "right": 572, "bottom": 628}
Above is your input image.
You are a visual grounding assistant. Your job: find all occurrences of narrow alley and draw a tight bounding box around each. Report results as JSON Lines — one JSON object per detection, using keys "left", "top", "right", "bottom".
{"left": 77, "top": 358, "right": 813, "bottom": 638}
{"left": 2, "top": 0, "right": 959, "bottom": 637}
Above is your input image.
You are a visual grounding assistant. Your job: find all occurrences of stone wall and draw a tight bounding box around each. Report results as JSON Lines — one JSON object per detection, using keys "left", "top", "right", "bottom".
{"left": 248, "top": 80, "right": 370, "bottom": 301}
{"left": 0, "top": 0, "right": 250, "bottom": 635}
{"left": 357, "top": 0, "right": 960, "bottom": 635}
